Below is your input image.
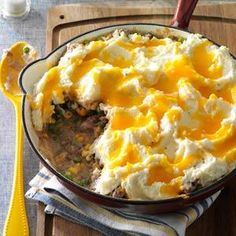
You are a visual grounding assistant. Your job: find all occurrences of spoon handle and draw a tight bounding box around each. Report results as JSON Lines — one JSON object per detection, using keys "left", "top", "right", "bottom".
{"left": 3, "top": 97, "right": 29, "bottom": 236}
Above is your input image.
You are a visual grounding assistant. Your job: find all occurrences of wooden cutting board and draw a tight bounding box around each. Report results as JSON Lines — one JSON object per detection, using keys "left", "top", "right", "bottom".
{"left": 37, "top": 2, "right": 236, "bottom": 236}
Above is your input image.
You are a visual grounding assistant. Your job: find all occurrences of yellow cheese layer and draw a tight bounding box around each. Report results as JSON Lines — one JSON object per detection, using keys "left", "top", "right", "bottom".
{"left": 32, "top": 31, "right": 236, "bottom": 198}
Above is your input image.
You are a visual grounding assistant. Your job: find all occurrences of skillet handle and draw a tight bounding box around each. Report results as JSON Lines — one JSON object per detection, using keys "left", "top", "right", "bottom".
{"left": 171, "top": 0, "right": 198, "bottom": 29}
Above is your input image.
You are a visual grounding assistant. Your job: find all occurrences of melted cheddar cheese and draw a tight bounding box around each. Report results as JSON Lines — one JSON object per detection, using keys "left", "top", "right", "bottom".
{"left": 31, "top": 30, "right": 236, "bottom": 200}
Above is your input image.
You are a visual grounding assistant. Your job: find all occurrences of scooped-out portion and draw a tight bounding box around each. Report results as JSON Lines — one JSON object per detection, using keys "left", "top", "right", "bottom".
{"left": 38, "top": 99, "right": 111, "bottom": 191}
{"left": 31, "top": 30, "right": 236, "bottom": 200}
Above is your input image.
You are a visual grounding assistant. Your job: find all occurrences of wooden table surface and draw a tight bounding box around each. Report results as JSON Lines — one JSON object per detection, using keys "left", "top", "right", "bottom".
{"left": 37, "top": 2, "right": 236, "bottom": 235}
{"left": 37, "top": 179, "right": 236, "bottom": 235}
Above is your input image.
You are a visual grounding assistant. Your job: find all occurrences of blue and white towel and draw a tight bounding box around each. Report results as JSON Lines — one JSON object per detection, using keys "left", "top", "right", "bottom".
{"left": 25, "top": 167, "right": 220, "bottom": 236}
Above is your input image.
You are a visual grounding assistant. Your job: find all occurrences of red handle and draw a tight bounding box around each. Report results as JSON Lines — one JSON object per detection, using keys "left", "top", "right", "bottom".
{"left": 171, "top": 0, "right": 198, "bottom": 29}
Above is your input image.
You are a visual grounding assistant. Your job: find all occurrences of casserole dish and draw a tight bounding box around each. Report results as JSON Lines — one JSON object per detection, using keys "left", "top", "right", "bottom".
{"left": 20, "top": 0, "right": 236, "bottom": 213}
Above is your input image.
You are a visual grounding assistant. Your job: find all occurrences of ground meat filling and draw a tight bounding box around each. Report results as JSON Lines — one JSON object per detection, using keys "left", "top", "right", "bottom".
{"left": 110, "top": 186, "right": 128, "bottom": 199}
{"left": 38, "top": 99, "right": 108, "bottom": 188}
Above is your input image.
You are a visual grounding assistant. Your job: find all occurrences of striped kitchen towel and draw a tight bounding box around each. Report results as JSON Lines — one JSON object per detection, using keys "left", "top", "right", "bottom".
{"left": 25, "top": 167, "right": 220, "bottom": 236}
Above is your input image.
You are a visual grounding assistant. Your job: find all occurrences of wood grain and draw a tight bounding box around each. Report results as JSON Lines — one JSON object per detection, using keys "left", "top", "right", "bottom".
{"left": 52, "top": 216, "right": 102, "bottom": 236}
{"left": 37, "top": 2, "right": 236, "bottom": 236}
{"left": 187, "top": 180, "right": 236, "bottom": 236}
{"left": 46, "top": 3, "right": 236, "bottom": 53}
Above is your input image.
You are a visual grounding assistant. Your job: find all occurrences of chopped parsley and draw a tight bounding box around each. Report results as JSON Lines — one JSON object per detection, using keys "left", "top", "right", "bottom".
{"left": 23, "top": 46, "right": 30, "bottom": 54}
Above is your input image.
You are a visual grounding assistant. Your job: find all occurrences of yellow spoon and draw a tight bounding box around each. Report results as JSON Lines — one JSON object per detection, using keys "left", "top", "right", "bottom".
{"left": 0, "top": 42, "right": 37, "bottom": 236}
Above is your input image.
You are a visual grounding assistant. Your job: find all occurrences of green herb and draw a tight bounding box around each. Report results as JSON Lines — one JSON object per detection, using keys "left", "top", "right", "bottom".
{"left": 178, "top": 37, "right": 185, "bottom": 43}
{"left": 62, "top": 173, "right": 73, "bottom": 181}
{"left": 73, "top": 155, "right": 81, "bottom": 163}
{"left": 55, "top": 105, "right": 65, "bottom": 117}
{"left": 76, "top": 178, "right": 90, "bottom": 187}
{"left": 23, "top": 46, "right": 30, "bottom": 54}
{"left": 83, "top": 40, "right": 89, "bottom": 45}
{"left": 69, "top": 101, "right": 78, "bottom": 110}
{"left": 71, "top": 138, "right": 78, "bottom": 146}
{"left": 47, "top": 124, "right": 61, "bottom": 136}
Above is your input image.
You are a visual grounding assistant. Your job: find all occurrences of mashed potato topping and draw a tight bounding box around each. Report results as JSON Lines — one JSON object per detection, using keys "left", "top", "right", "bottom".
{"left": 31, "top": 30, "right": 236, "bottom": 200}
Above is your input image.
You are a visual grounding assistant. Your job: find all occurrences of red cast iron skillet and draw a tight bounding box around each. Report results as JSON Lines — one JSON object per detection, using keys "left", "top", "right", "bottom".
{"left": 20, "top": 0, "right": 236, "bottom": 213}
